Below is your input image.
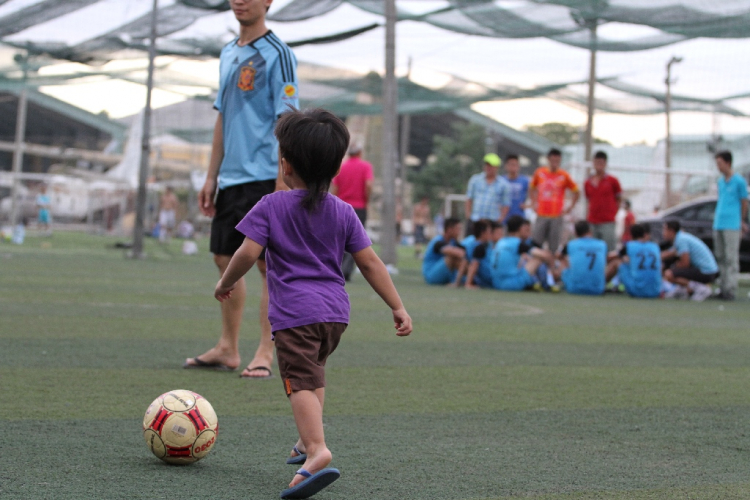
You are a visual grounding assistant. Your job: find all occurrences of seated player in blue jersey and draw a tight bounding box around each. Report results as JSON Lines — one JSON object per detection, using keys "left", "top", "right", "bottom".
{"left": 490, "top": 216, "right": 553, "bottom": 291}
{"left": 453, "top": 219, "right": 493, "bottom": 289}
{"left": 422, "top": 218, "right": 466, "bottom": 285}
{"left": 559, "top": 221, "right": 607, "bottom": 295}
{"left": 470, "top": 220, "right": 503, "bottom": 289}
{"left": 661, "top": 219, "right": 719, "bottom": 301}
{"left": 607, "top": 223, "right": 661, "bottom": 298}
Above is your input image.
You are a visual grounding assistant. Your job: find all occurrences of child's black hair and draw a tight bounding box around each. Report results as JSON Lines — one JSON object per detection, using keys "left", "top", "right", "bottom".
{"left": 472, "top": 219, "right": 490, "bottom": 238}
{"left": 574, "top": 220, "right": 590, "bottom": 238}
{"left": 505, "top": 215, "right": 527, "bottom": 233}
{"left": 275, "top": 108, "right": 350, "bottom": 212}
{"left": 630, "top": 223, "right": 645, "bottom": 240}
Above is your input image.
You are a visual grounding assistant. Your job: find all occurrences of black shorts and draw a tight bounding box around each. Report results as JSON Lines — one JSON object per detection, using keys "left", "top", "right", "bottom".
{"left": 210, "top": 180, "right": 275, "bottom": 256}
{"left": 670, "top": 264, "right": 718, "bottom": 284}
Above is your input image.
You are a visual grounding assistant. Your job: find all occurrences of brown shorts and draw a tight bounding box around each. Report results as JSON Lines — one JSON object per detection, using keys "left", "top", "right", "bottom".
{"left": 274, "top": 322, "right": 347, "bottom": 396}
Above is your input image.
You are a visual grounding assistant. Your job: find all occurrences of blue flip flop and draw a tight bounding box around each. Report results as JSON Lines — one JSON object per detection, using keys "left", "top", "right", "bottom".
{"left": 280, "top": 468, "right": 340, "bottom": 499}
{"left": 286, "top": 445, "right": 307, "bottom": 465}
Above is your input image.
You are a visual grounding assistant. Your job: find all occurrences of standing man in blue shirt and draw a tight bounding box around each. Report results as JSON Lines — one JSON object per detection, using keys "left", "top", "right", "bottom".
{"left": 662, "top": 220, "right": 719, "bottom": 301}
{"left": 184, "top": 0, "right": 299, "bottom": 379}
{"left": 465, "top": 153, "right": 511, "bottom": 233}
{"left": 502, "top": 154, "right": 529, "bottom": 224}
{"left": 713, "top": 150, "right": 749, "bottom": 300}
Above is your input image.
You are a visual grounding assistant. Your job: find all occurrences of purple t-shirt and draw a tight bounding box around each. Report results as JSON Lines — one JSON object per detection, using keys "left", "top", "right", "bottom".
{"left": 236, "top": 190, "right": 372, "bottom": 332}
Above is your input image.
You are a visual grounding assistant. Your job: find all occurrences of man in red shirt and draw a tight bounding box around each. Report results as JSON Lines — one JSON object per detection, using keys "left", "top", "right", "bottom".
{"left": 331, "top": 143, "right": 374, "bottom": 280}
{"left": 331, "top": 143, "right": 373, "bottom": 225}
{"left": 584, "top": 151, "right": 622, "bottom": 251}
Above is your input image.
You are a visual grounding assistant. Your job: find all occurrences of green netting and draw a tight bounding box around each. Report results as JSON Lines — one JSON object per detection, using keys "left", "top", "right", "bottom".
{"left": 270, "top": 0, "right": 750, "bottom": 51}
{"left": 4, "top": 0, "right": 750, "bottom": 63}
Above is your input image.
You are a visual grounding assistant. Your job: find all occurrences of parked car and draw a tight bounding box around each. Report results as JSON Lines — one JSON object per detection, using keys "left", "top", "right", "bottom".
{"left": 640, "top": 196, "right": 750, "bottom": 273}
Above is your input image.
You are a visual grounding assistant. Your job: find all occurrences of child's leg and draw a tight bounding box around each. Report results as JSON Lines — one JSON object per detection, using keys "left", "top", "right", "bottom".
{"left": 288, "top": 388, "right": 332, "bottom": 487}
{"left": 290, "top": 389, "right": 325, "bottom": 456}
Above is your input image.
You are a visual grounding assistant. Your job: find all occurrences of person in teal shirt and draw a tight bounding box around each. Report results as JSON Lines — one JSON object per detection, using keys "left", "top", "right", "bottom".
{"left": 713, "top": 151, "right": 749, "bottom": 300}
{"left": 662, "top": 220, "right": 718, "bottom": 301}
{"left": 490, "top": 216, "right": 552, "bottom": 291}
{"left": 422, "top": 218, "right": 466, "bottom": 285}
{"left": 560, "top": 220, "right": 607, "bottom": 295}
{"left": 614, "top": 223, "right": 661, "bottom": 298}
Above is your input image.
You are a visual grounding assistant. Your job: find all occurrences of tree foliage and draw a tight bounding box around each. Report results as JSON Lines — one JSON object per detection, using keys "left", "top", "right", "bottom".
{"left": 524, "top": 122, "right": 610, "bottom": 145}
{"left": 409, "top": 122, "right": 486, "bottom": 214}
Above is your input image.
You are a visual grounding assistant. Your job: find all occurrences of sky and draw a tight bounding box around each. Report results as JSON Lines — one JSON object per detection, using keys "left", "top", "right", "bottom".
{"left": 3, "top": 0, "right": 750, "bottom": 146}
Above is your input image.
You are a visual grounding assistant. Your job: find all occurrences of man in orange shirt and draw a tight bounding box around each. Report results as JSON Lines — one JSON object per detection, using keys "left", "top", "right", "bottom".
{"left": 529, "top": 148, "right": 579, "bottom": 252}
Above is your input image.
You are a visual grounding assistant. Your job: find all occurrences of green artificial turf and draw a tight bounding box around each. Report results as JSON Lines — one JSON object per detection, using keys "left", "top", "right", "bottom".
{"left": 2, "top": 232, "right": 750, "bottom": 499}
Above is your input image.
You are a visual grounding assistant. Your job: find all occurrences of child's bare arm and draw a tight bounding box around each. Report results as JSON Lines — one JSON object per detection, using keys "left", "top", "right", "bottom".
{"left": 214, "top": 238, "right": 264, "bottom": 301}
{"left": 352, "top": 246, "right": 412, "bottom": 336}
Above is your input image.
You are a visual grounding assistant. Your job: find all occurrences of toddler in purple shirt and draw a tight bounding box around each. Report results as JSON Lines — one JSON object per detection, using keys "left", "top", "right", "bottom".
{"left": 214, "top": 108, "right": 412, "bottom": 500}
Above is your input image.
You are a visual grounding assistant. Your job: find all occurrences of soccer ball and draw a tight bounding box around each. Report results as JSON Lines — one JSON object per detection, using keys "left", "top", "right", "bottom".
{"left": 143, "top": 389, "right": 218, "bottom": 465}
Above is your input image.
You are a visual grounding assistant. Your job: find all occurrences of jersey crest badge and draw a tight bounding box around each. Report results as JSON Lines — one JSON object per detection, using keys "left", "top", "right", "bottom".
{"left": 237, "top": 63, "right": 256, "bottom": 91}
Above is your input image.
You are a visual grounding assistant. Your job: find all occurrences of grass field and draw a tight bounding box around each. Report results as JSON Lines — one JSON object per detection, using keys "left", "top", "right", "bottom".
{"left": 3, "top": 231, "right": 750, "bottom": 499}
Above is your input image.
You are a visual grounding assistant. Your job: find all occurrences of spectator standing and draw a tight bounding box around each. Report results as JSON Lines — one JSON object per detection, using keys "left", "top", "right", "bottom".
{"left": 184, "top": 0, "right": 300, "bottom": 380}
{"left": 529, "top": 148, "right": 579, "bottom": 252}
{"left": 158, "top": 186, "right": 179, "bottom": 242}
{"left": 621, "top": 199, "right": 635, "bottom": 243}
{"left": 713, "top": 150, "right": 749, "bottom": 300}
{"left": 36, "top": 184, "right": 51, "bottom": 234}
{"left": 331, "top": 143, "right": 373, "bottom": 226}
{"left": 502, "top": 154, "right": 529, "bottom": 223}
{"left": 412, "top": 197, "right": 430, "bottom": 258}
{"left": 584, "top": 151, "right": 622, "bottom": 251}
{"left": 465, "top": 153, "right": 511, "bottom": 232}
{"left": 331, "top": 143, "right": 373, "bottom": 280}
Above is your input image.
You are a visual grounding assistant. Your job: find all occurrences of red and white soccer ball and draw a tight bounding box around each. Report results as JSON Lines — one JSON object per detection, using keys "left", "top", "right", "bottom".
{"left": 143, "top": 390, "right": 219, "bottom": 465}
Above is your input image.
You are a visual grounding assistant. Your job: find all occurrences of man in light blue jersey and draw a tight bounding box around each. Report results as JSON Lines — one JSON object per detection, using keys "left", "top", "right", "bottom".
{"left": 559, "top": 220, "right": 607, "bottom": 295}
{"left": 185, "top": 0, "right": 299, "bottom": 379}
{"left": 610, "top": 223, "right": 661, "bottom": 298}
{"left": 423, "top": 218, "right": 466, "bottom": 285}
{"left": 662, "top": 220, "right": 719, "bottom": 301}
{"left": 713, "top": 150, "right": 749, "bottom": 300}
{"left": 490, "top": 215, "right": 552, "bottom": 291}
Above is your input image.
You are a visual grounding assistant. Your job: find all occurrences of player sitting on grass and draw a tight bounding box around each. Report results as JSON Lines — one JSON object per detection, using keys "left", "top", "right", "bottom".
{"left": 558, "top": 220, "right": 607, "bottom": 295}
{"left": 214, "top": 108, "right": 412, "bottom": 500}
{"left": 661, "top": 219, "right": 718, "bottom": 301}
{"left": 490, "top": 215, "right": 553, "bottom": 291}
{"left": 470, "top": 220, "right": 503, "bottom": 289}
{"left": 422, "top": 217, "right": 466, "bottom": 285}
{"left": 605, "top": 223, "right": 661, "bottom": 298}
{"left": 453, "top": 219, "right": 493, "bottom": 289}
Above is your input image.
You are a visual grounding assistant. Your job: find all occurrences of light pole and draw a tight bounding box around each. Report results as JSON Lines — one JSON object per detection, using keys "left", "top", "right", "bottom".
{"left": 9, "top": 52, "right": 30, "bottom": 228}
{"left": 665, "top": 55, "right": 682, "bottom": 207}
{"left": 380, "top": 0, "right": 398, "bottom": 266}
{"left": 130, "top": 0, "right": 159, "bottom": 258}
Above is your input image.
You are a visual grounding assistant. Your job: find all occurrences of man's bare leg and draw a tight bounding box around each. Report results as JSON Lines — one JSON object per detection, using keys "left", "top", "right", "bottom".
{"left": 240, "top": 259, "right": 275, "bottom": 378}
{"left": 184, "top": 254, "right": 245, "bottom": 369}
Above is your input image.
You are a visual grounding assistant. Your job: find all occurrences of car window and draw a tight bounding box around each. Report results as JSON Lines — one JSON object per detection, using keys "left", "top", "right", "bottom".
{"left": 673, "top": 207, "right": 697, "bottom": 219}
{"left": 695, "top": 202, "right": 716, "bottom": 222}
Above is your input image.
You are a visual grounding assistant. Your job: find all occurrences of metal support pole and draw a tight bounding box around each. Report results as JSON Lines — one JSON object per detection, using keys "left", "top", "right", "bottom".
{"left": 665, "top": 56, "right": 682, "bottom": 208}
{"left": 398, "top": 57, "right": 412, "bottom": 215}
{"left": 584, "top": 23, "right": 597, "bottom": 162}
{"left": 9, "top": 53, "right": 29, "bottom": 227}
{"left": 131, "top": 0, "right": 159, "bottom": 258}
{"left": 380, "top": 0, "right": 398, "bottom": 265}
